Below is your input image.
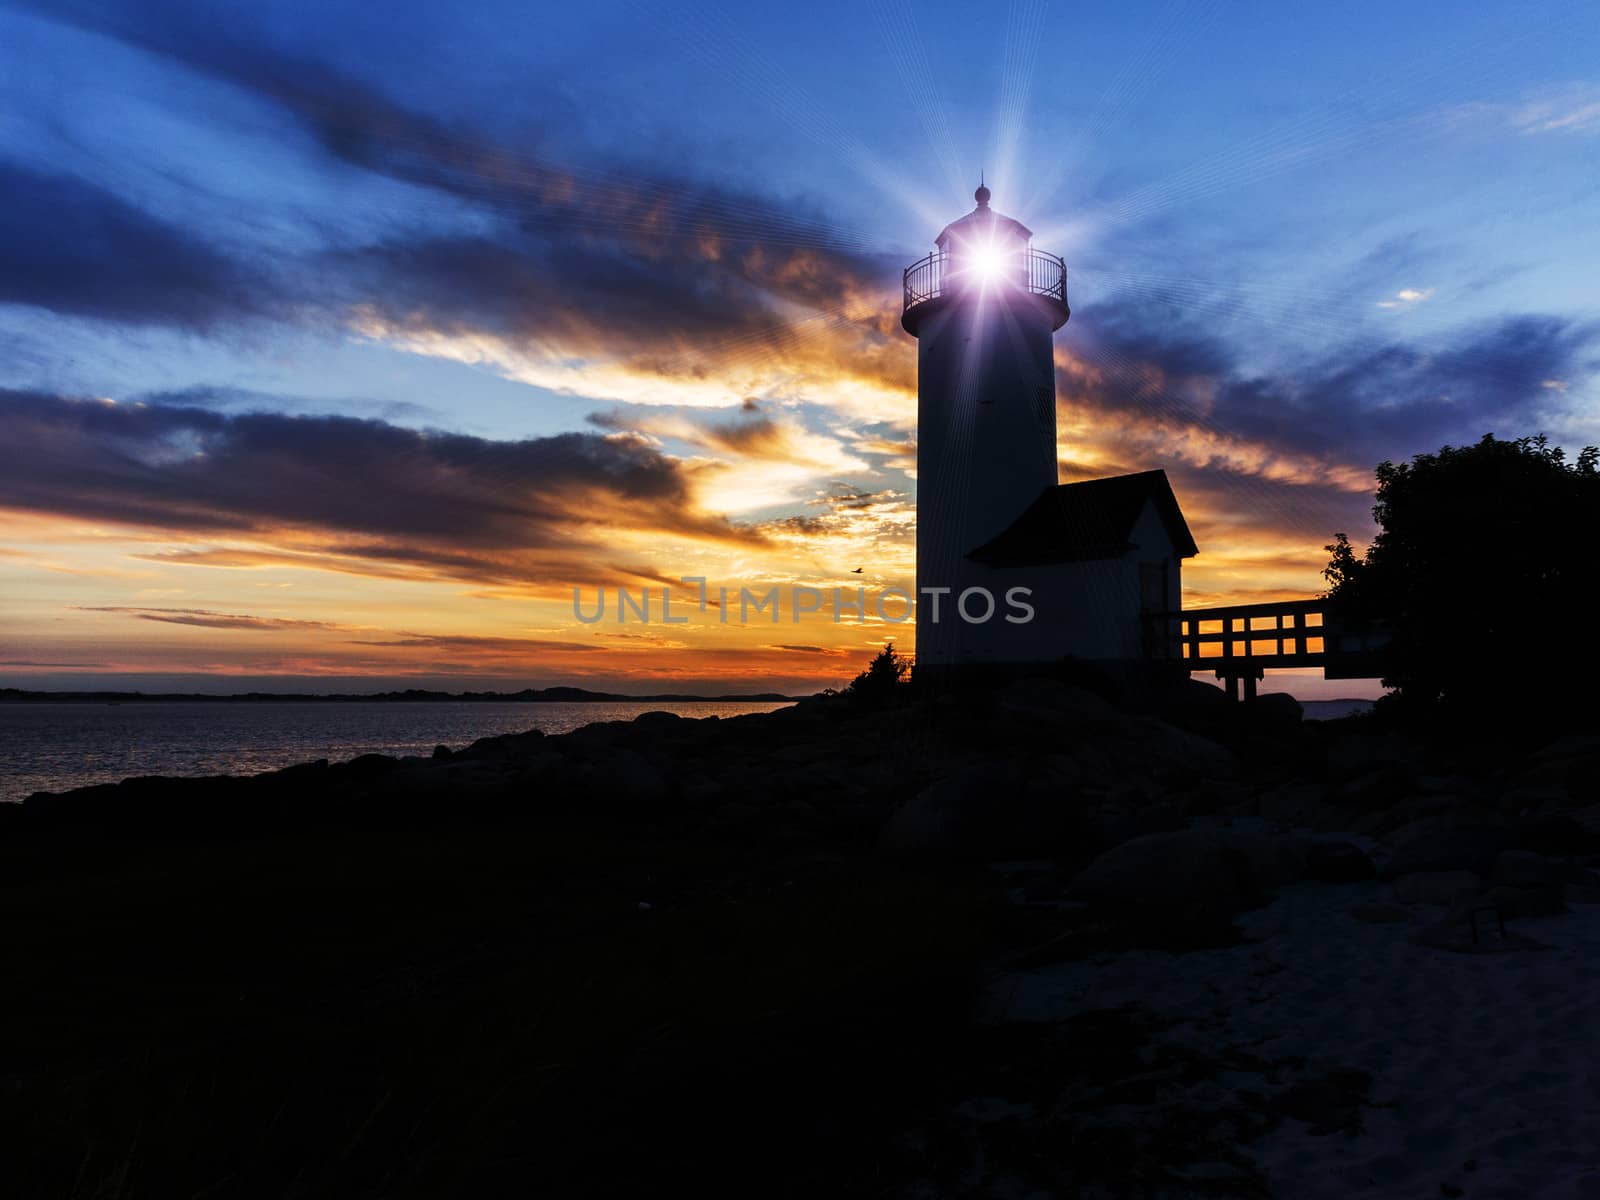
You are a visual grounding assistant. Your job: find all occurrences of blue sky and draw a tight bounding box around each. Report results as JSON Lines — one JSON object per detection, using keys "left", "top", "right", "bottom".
{"left": 0, "top": 0, "right": 1596, "bottom": 693}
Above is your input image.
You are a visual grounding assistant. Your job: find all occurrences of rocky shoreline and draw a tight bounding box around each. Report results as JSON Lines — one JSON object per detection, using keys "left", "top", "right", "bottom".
{"left": 6, "top": 677, "right": 1599, "bottom": 1197}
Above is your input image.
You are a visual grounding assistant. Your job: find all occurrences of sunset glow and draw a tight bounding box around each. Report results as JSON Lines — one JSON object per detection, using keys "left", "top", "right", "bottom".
{"left": 2, "top": 1, "right": 1597, "bottom": 699}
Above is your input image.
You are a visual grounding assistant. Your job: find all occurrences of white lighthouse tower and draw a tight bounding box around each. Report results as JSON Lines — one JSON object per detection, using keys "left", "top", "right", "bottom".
{"left": 902, "top": 183, "right": 1071, "bottom": 670}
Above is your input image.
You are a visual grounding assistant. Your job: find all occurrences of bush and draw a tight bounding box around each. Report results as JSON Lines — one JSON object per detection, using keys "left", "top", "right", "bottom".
{"left": 1324, "top": 433, "right": 1599, "bottom": 725}
{"left": 844, "top": 643, "right": 909, "bottom": 709}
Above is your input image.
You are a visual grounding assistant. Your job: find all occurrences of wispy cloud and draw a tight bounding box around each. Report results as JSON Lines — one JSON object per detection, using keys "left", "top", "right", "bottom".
{"left": 1376, "top": 287, "right": 1434, "bottom": 309}
{"left": 1441, "top": 82, "right": 1600, "bottom": 138}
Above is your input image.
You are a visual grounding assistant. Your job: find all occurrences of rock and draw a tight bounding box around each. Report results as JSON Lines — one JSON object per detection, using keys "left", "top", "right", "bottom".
{"left": 1126, "top": 717, "right": 1237, "bottom": 777}
{"left": 1499, "top": 785, "right": 1573, "bottom": 818}
{"left": 633, "top": 710, "right": 682, "bottom": 727}
{"left": 880, "top": 773, "right": 985, "bottom": 859}
{"left": 1248, "top": 692, "right": 1303, "bottom": 728}
{"left": 1380, "top": 808, "right": 1506, "bottom": 848}
{"left": 1325, "top": 731, "right": 1426, "bottom": 782}
{"left": 1021, "top": 874, "right": 1068, "bottom": 903}
{"left": 1178, "top": 1162, "right": 1252, "bottom": 1184}
{"left": 461, "top": 729, "right": 546, "bottom": 760}
{"left": 713, "top": 800, "right": 762, "bottom": 827}
{"left": 589, "top": 748, "right": 668, "bottom": 805}
{"left": 680, "top": 775, "right": 724, "bottom": 807}
{"left": 878, "top": 765, "right": 1085, "bottom": 860}
{"left": 1409, "top": 921, "right": 1547, "bottom": 954}
{"left": 1328, "top": 764, "right": 1411, "bottom": 808}
{"left": 1304, "top": 840, "right": 1376, "bottom": 883}
{"left": 1067, "top": 829, "right": 1289, "bottom": 914}
{"left": 1038, "top": 754, "right": 1083, "bottom": 788}
{"left": 431, "top": 744, "right": 452, "bottom": 760}
{"left": 1152, "top": 677, "right": 1232, "bottom": 737}
{"left": 1532, "top": 733, "right": 1600, "bottom": 761}
{"left": 1393, "top": 870, "right": 1482, "bottom": 906}
{"left": 1481, "top": 884, "right": 1567, "bottom": 919}
{"left": 1381, "top": 826, "right": 1507, "bottom": 881}
{"left": 1490, "top": 850, "right": 1558, "bottom": 889}
{"left": 1258, "top": 782, "right": 1326, "bottom": 826}
{"left": 1230, "top": 833, "right": 1306, "bottom": 890}
{"left": 1349, "top": 901, "right": 1413, "bottom": 924}
{"left": 347, "top": 753, "right": 401, "bottom": 777}
{"left": 1511, "top": 813, "right": 1593, "bottom": 855}
{"left": 1564, "top": 879, "right": 1600, "bottom": 904}
{"left": 996, "top": 676, "right": 1118, "bottom": 722}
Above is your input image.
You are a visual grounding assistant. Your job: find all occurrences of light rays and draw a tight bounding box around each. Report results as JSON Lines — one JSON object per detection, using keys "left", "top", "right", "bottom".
{"left": 869, "top": 0, "right": 967, "bottom": 201}
{"left": 988, "top": 0, "right": 1052, "bottom": 204}
{"left": 1028, "top": 0, "right": 1222, "bottom": 215}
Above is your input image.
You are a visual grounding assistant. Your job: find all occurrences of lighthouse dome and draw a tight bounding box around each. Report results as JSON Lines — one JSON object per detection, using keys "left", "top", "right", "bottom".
{"left": 934, "top": 189, "right": 1032, "bottom": 251}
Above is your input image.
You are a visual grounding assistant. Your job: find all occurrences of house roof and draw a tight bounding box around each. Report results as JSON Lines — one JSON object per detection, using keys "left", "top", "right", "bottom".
{"left": 966, "top": 470, "right": 1199, "bottom": 566}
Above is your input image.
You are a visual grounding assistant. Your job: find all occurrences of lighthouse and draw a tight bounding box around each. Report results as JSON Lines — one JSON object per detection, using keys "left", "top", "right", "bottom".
{"left": 902, "top": 184, "right": 1070, "bottom": 670}
{"left": 902, "top": 186, "right": 1198, "bottom": 678}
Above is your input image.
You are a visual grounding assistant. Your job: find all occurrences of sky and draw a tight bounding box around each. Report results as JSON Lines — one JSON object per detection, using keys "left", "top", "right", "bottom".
{"left": 1, "top": 0, "right": 1597, "bottom": 697}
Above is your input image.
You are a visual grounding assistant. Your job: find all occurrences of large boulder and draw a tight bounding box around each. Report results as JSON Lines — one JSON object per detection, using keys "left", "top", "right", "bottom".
{"left": 1303, "top": 840, "right": 1376, "bottom": 883}
{"left": 1490, "top": 850, "right": 1560, "bottom": 889}
{"left": 1379, "top": 807, "right": 1506, "bottom": 847}
{"left": 1482, "top": 884, "right": 1567, "bottom": 919}
{"left": 1125, "top": 717, "right": 1237, "bottom": 777}
{"left": 1511, "top": 813, "right": 1595, "bottom": 855}
{"left": 1324, "top": 730, "right": 1427, "bottom": 780}
{"left": 1247, "top": 692, "right": 1303, "bottom": 730}
{"left": 1499, "top": 785, "right": 1574, "bottom": 818}
{"left": 1380, "top": 826, "right": 1507, "bottom": 881}
{"left": 1532, "top": 733, "right": 1600, "bottom": 762}
{"left": 584, "top": 748, "right": 669, "bottom": 806}
{"left": 995, "top": 677, "right": 1118, "bottom": 723}
{"left": 1153, "top": 678, "right": 1233, "bottom": 735}
{"left": 1393, "top": 870, "right": 1482, "bottom": 906}
{"left": 1067, "top": 829, "right": 1297, "bottom": 915}
{"left": 1327, "top": 764, "right": 1413, "bottom": 808}
{"left": 878, "top": 765, "right": 1085, "bottom": 861}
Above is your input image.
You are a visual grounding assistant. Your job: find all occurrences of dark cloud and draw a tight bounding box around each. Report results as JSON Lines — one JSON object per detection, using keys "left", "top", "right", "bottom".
{"left": 0, "top": 389, "right": 758, "bottom": 585}
{"left": 1065, "top": 300, "right": 1599, "bottom": 477}
{"left": 21, "top": 0, "right": 900, "bottom": 359}
{"left": 0, "top": 162, "right": 265, "bottom": 328}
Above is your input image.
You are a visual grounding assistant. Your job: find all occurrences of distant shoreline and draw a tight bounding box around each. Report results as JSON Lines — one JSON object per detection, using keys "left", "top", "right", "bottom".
{"left": 0, "top": 687, "right": 804, "bottom": 704}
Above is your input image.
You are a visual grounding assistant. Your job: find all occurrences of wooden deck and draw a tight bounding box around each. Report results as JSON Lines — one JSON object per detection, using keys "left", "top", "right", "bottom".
{"left": 1147, "top": 598, "right": 1390, "bottom": 699}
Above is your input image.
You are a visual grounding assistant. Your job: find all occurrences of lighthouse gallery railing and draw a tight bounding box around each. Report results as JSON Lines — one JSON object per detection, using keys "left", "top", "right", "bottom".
{"left": 902, "top": 248, "right": 1068, "bottom": 314}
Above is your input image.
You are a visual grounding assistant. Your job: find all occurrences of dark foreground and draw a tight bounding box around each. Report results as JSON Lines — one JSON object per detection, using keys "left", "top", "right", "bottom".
{"left": 4, "top": 679, "right": 1597, "bottom": 1198}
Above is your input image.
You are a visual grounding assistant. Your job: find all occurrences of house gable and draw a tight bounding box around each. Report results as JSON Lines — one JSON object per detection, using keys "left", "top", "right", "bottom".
{"left": 965, "top": 469, "right": 1199, "bottom": 567}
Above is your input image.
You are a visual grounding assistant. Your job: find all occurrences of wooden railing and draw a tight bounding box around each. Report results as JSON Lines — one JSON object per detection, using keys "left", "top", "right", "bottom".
{"left": 1145, "top": 597, "right": 1392, "bottom": 687}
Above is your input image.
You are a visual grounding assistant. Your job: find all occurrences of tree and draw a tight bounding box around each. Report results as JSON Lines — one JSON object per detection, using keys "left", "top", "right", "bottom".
{"left": 844, "top": 642, "right": 909, "bottom": 708}
{"left": 1323, "top": 433, "right": 1600, "bottom": 721}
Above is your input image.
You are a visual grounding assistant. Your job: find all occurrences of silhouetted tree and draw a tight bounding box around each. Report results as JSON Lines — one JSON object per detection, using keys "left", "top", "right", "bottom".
{"left": 844, "top": 642, "right": 909, "bottom": 708}
{"left": 1324, "top": 433, "right": 1600, "bottom": 722}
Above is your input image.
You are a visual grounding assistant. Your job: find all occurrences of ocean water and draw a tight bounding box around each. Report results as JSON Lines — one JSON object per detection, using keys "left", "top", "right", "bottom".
{"left": 1300, "top": 698, "right": 1375, "bottom": 721}
{"left": 0, "top": 700, "right": 792, "bottom": 802}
